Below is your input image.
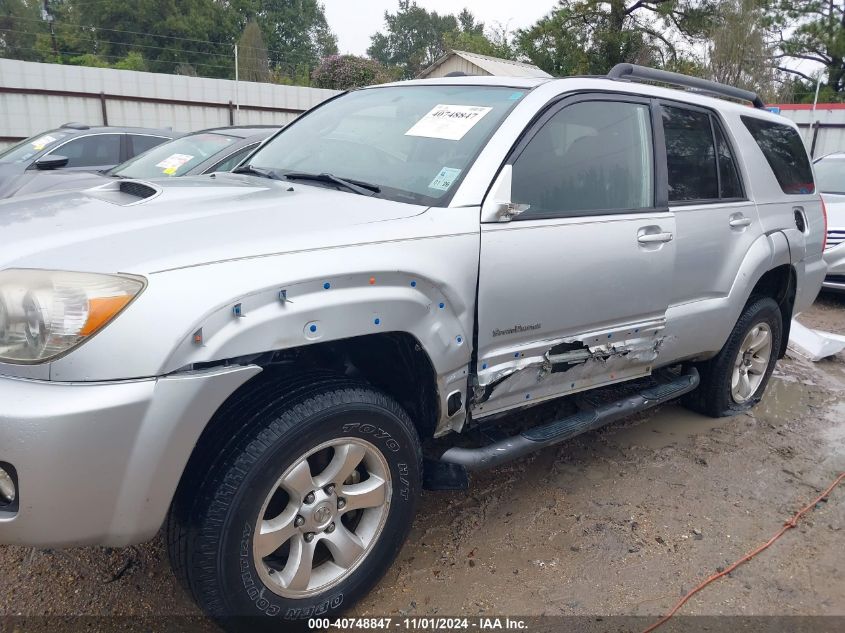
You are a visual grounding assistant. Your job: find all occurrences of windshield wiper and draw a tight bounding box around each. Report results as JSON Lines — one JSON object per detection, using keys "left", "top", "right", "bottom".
{"left": 284, "top": 172, "right": 381, "bottom": 196}
{"left": 232, "top": 164, "right": 283, "bottom": 180}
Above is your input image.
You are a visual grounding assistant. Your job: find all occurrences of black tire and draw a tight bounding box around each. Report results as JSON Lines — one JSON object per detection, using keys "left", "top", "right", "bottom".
{"left": 684, "top": 296, "right": 783, "bottom": 418}
{"left": 167, "top": 373, "right": 422, "bottom": 631}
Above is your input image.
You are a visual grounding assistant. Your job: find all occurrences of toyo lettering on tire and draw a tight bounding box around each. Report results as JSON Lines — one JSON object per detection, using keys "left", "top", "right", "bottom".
{"left": 167, "top": 373, "right": 422, "bottom": 631}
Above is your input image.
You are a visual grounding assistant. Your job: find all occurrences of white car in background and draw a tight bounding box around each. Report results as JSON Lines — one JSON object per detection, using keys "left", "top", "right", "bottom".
{"left": 813, "top": 153, "right": 845, "bottom": 291}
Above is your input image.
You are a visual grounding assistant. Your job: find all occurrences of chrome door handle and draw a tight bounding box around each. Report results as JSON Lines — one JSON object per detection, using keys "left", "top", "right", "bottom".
{"left": 729, "top": 217, "right": 752, "bottom": 228}
{"left": 637, "top": 232, "right": 673, "bottom": 244}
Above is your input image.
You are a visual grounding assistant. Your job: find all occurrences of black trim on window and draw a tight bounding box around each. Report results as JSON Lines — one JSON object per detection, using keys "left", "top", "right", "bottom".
{"left": 502, "top": 92, "right": 662, "bottom": 221}
{"left": 656, "top": 99, "right": 749, "bottom": 206}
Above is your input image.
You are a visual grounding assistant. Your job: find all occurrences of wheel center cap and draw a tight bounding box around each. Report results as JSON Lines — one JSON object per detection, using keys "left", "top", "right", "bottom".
{"left": 313, "top": 504, "right": 333, "bottom": 527}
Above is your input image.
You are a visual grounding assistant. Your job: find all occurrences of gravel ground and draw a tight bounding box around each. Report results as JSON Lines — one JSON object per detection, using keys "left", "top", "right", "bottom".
{"left": 1, "top": 294, "right": 843, "bottom": 627}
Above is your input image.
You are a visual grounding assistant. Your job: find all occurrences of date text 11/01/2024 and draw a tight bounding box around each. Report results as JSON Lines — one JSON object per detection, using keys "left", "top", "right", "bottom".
{"left": 308, "top": 617, "right": 529, "bottom": 630}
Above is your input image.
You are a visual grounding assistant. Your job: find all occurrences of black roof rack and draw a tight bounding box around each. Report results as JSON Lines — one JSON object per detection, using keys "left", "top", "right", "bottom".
{"left": 607, "top": 64, "right": 766, "bottom": 109}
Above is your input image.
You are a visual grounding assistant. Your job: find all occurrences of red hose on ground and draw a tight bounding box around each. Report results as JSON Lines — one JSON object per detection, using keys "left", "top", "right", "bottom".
{"left": 641, "top": 471, "right": 845, "bottom": 633}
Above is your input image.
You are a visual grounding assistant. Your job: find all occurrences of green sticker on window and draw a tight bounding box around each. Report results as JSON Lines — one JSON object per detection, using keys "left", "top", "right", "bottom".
{"left": 429, "top": 167, "right": 462, "bottom": 191}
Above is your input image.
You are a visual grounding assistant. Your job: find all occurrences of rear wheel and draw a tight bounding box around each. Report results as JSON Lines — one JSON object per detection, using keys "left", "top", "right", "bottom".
{"left": 684, "top": 297, "right": 782, "bottom": 417}
{"left": 167, "top": 378, "right": 422, "bottom": 630}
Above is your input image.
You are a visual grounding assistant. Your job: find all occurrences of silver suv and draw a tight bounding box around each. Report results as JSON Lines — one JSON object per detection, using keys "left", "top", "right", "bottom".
{"left": 0, "top": 65, "right": 826, "bottom": 626}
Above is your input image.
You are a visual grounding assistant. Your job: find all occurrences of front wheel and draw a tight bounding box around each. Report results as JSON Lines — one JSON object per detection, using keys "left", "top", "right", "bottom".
{"left": 167, "top": 379, "right": 422, "bottom": 629}
{"left": 684, "top": 296, "right": 782, "bottom": 417}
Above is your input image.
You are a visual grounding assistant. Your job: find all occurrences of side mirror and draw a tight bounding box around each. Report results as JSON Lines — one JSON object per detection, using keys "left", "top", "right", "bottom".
{"left": 34, "top": 155, "right": 69, "bottom": 170}
{"left": 480, "top": 164, "right": 530, "bottom": 223}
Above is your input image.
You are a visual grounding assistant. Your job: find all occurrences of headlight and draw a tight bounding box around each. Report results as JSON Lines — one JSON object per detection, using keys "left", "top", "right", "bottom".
{"left": 0, "top": 269, "right": 144, "bottom": 364}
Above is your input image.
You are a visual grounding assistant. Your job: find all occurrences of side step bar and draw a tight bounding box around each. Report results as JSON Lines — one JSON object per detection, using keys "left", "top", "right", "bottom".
{"left": 440, "top": 368, "right": 700, "bottom": 472}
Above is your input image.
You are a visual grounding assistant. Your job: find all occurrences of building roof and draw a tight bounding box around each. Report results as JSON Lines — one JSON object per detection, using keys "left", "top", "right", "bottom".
{"left": 418, "top": 49, "right": 553, "bottom": 79}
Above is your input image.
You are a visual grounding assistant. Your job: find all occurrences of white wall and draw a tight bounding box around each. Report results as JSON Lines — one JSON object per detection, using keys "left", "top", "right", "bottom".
{"left": 772, "top": 106, "right": 845, "bottom": 158}
{"left": 0, "top": 59, "right": 340, "bottom": 149}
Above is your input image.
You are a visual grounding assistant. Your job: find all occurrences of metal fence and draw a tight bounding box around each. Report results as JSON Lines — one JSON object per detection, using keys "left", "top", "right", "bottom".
{"left": 0, "top": 58, "right": 340, "bottom": 149}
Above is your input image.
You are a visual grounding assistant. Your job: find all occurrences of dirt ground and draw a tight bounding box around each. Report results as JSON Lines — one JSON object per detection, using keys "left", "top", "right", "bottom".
{"left": 1, "top": 295, "right": 843, "bottom": 626}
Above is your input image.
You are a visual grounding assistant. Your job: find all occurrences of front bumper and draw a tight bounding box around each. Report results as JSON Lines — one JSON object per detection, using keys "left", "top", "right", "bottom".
{"left": 0, "top": 365, "right": 260, "bottom": 547}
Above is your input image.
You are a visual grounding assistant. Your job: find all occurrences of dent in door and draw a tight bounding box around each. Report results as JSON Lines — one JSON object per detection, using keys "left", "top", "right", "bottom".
{"left": 472, "top": 319, "right": 667, "bottom": 417}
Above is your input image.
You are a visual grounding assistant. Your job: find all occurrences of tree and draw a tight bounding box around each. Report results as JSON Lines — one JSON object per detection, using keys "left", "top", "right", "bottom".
{"left": 707, "top": 0, "right": 776, "bottom": 96}
{"left": 0, "top": 0, "right": 46, "bottom": 61}
{"left": 49, "top": 0, "right": 236, "bottom": 77}
{"left": 516, "top": 1, "right": 718, "bottom": 76}
{"left": 368, "top": 1, "right": 504, "bottom": 77}
{"left": 237, "top": 20, "right": 270, "bottom": 82}
{"left": 230, "top": 0, "right": 338, "bottom": 79}
{"left": 768, "top": 0, "right": 845, "bottom": 95}
{"left": 311, "top": 54, "right": 394, "bottom": 89}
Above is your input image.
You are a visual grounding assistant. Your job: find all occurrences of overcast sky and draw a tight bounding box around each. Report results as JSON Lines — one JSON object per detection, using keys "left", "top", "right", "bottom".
{"left": 321, "top": 0, "right": 556, "bottom": 56}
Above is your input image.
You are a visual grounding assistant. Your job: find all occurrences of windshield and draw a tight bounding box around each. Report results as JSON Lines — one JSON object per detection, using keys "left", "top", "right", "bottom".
{"left": 248, "top": 84, "right": 527, "bottom": 205}
{"left": 112, "top": 132, "right": 239, "bottom": 179}
{"left": 0, "top": 131, "right": 67, "bottom": 164}
{"left": 814, "top": 157, "right": 845, "bottom": 195}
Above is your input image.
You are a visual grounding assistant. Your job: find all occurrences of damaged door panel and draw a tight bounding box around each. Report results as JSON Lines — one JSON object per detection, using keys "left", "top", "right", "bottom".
{"left": 474, "top": 94, "right": 675, "bottom": 421}
{"left": 472, "top": 322, "right": 667, "bottom": 419}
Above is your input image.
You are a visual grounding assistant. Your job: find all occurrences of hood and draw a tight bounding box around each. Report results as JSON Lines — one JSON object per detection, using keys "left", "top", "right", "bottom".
{"left": 0, "top": 169, "right": 110, "bottom": 200}
{"left": 0, "top": 173, "right": 430, "bottom": 275}
{"left": 0, "top": 163, "right": 26, "bottom": 197}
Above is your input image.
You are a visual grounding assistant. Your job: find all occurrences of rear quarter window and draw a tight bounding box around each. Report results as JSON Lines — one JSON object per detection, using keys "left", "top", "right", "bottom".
{"left": 741, "top": 116, "right": 814, "bottom": 194}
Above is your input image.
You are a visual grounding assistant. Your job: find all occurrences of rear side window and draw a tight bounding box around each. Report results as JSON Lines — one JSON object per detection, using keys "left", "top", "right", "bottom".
{"left": 742, "top": 116, "right": 814, "bottom": 194}
{"left": 129, "top": 134, "right": 169, "bottom": 157}
{"left": 663, "top": 106, "right": 718, "bottom": 201}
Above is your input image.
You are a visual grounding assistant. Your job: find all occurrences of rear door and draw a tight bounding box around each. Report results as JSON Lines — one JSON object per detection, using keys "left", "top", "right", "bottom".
{"left": 657, "top": 102, "right": 762, "bottom": 360}
{"left": 474, "top": 94, "right": 676, "bottom": 418}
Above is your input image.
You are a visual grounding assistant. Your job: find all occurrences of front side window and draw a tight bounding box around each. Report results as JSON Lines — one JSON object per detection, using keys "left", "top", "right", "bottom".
{"left": 510, "top": 100, "right": 654, "bottom": 217}
{"left": 113, "top": 133, "right": 238, "bottom": 179}
{"left": 247, "top": 85, "right": 524, "bottom": 206}
{"left": 49, "top": 134, "right": 122, "bottom": 167}
{"left": 742, "top": 116, "right": 814, "bottom": 194}
{"left": 663, "top": 106, "right": 718, "bottom": 202}
{"left": 714, "top": 120, "right": 743, "bottom": 199}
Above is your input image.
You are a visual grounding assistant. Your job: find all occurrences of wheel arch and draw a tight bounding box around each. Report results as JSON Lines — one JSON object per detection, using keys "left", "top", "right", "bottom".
{"left": 171, "top": 331, "right": 441, "bottom": 520}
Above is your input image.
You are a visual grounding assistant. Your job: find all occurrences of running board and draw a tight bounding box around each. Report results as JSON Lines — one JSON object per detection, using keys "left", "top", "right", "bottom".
{"left": 440, "top": 368, "right": 700, "bottom": 472}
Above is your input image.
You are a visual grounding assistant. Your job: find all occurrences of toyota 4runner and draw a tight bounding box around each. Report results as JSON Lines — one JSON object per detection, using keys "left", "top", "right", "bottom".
{"left": 0, "top": 65, "right": 826, "bottom": 627}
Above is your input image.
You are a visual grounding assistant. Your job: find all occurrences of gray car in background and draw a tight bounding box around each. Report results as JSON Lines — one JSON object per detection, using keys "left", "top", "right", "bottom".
{"left": 812, "top": 153, "right": 845, "bottom": 291}
{"left": 0, "top": 123, "right": 177, "bottom": 198}
{"left": 1, "top": 126, "right": 277, "bottom": 199}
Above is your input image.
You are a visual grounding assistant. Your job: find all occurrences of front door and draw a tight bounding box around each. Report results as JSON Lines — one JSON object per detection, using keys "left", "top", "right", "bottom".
{"left": 473, "top": 95, "right": 676, "bottom": 419}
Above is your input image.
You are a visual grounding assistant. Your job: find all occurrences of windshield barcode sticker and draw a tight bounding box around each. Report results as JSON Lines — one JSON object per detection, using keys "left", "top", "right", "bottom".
{"left": 429, "top": 167, "right": 462, "bottom": 191}
{"left": 155, "top": 153, "right": 193, "bottom": 174}
{"left": 31, "top": 135, "right": 57, "bottom": 151}
{"left": 405, "top": 104, "right": 493, "bottom": 141}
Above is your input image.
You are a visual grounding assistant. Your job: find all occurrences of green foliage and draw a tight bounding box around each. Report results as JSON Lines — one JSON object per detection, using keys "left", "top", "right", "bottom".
{"left": 516, "top": 1, "right": 719, "bottom": 76}
{"left": 0, "top": 0, "right": 46, "bottom": 61}
{"left": 768, "top": 0, "right": 845, "bottom": 95}
{"left": 230, "top": 0, "right": 337, "bottom": 76}
{"left": 113, "top": 51, "right": 149, "bottom": 71}
{"left": 367, "top": 0, "right": 511, "bottom": 78}
{"left": 0, "top": 0, "right": 338, "bottom": 85}
{"left": 66, "top": 52, "right": 109, "bottom": 67}
{"left": 237, "top": 20, "right": 270, "bottom": 82}
{"left": 311, "top": 54, "right": 393, "bottom": 90}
